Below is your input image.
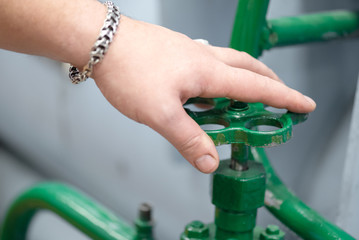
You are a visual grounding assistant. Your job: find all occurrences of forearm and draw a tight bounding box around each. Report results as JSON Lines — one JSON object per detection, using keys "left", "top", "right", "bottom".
{"left": 0, "top": 0, "right": 106, "bottom": 67}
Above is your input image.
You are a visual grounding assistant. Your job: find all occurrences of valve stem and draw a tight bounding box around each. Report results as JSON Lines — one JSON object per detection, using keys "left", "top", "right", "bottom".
{"left": 231, "top": 143, "right": 249, "bottom": 171}
{"left": 230, "top": 158, "right": 246, "bottom": 171}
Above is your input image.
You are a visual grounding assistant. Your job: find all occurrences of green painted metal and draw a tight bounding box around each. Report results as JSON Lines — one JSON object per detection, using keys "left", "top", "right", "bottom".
{"left": 212, "top": 160, "right": 266, "bottom": 212}
{"left": 134, "top": 218, "right": 154, "bottom": 240}
{"left": 231, "top": 143, "right": 249, "bottom": 170}
{"left": 261, "top": 10, "right": 359, "bottom": 50}
{"left": 215, "top": 208, "right": 256, "bottom": 233}
{"left": 184, "top": 99, "right": 307, "bottom": 147}
{"left": 254, "top": 226, "right": 265, "bottom": 240}
{"left": 2, "top": 2, "right": 358, "bottom": 240}
{"left": 186, "top": 93, "right": 354, "bottom": 239}
{"left": 180, "top": 223, "right": 269, "bottom": 240}
{"left": 134, "top": 203, "right": 154, "bottom": 240}
{"left": 230, "top": 0, "right": 269, "bottom": 57}
{"left": 259, "top": 225, "right": 284, "bottom": 240}
{"left": 223, "top": 2, "right": 356, "bottom": 238}
{"left": 214, "top": 208, "right": 255, "bottom": 240}
{"left": 0, "top": 182, "right": 136, "bottom": 240}
{"left": 181, "top": 221, "right": 210, "bottom": 240}
{"left": 252, "top": 147, "right": 355, "bottom": 240}
{"left": 211, "top": 153, "right": 266, "bottom": 240}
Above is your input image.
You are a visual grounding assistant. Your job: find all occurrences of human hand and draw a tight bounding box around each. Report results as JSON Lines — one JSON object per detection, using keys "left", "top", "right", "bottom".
{"left": 93, "top": 16, "right": 316, "bottom": 173}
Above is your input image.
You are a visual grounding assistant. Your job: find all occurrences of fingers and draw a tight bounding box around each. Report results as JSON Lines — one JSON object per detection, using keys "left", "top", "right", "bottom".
{"left": 149, "top": 103, "right": 219, "bottom": 173}
{"left": 201, "top": 63, "right": 316, "bottom": 113}
{"left": 203, "top": 45, "right": 282, "bottom": 82}
{"left": 193, "top": 42, "right": 315, "bottom": 112}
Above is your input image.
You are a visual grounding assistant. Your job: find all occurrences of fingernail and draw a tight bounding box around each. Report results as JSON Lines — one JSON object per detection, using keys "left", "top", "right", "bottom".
{"left": 195, "top": 155, "right": 217, "bottom": 173}
{"left": 304, "top": 95, "right": 316, "bottom": 109}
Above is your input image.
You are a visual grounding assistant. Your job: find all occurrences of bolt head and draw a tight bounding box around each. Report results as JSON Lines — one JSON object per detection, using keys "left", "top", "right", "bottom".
{"left": 139, "top": 203, "right": 152, "bottom": 221}
{"left": 212, "top": 160, "right": 266, "bottom": 212}
{"left": 184, "top": 221, "right": 209, "bottom": 238}
{"left": 260, "top": 225, "right": 285, "bottom": 240}
{"left": 266, "top": 225, "right": 280, "bottom": 235}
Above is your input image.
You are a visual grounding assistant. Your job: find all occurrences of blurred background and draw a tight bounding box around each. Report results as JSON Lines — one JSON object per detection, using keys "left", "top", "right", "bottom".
{"left": 0, "top": 0, "right": 359, "bottom": 239}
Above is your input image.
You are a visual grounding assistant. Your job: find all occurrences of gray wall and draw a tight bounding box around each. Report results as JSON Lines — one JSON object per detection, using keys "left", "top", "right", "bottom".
{"left": 0, "top": 0, "right": 358, "bottom": 239}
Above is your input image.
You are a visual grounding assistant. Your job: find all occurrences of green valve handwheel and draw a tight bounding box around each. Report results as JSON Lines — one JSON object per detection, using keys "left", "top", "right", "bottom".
{"left": 184, "top": 97, "right": 307, "bottom": 147}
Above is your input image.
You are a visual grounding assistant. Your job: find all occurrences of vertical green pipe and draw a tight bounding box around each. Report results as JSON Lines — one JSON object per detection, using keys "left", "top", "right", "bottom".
{"left": 212, "top": 159, "right": 265, "bottom": 240}
{"left": 0, "top": 182, "right": 136, "bottom": 240}
{"left": 225, "top": 2, "right": 270, "bottom": 239}
{"left": 230, "top": 1, "right": 355, "bottom": 239}
{"left": 230, "top": 0, "right": 270, "bottom": 57}
{"left": 215, "top": 207, "right": 257, "bottom": 240}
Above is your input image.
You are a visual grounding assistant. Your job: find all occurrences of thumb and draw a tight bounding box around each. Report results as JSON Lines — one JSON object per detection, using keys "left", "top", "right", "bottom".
{"left": 150, "top": 104, "right": 219, "bottom": 173}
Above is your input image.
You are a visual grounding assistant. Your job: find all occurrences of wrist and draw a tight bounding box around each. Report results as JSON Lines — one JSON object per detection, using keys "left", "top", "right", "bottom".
{"left": 69, "top": 1, "right": 121, "bottom": 84}
{"left": 92, "top": 15, "right": 133, "bottom": 80}
{"left": 61, "top": 1, "right": 107, "bottom": 68}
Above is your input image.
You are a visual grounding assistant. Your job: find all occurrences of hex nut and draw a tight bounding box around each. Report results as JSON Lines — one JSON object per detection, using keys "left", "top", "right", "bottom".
{"left": 184, "top": 221, "right": 209, "bottom": 239}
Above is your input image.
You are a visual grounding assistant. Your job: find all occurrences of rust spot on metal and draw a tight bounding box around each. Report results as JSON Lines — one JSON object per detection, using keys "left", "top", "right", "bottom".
{"left": 271, "top": 135, "right": 283, "bottom": 144}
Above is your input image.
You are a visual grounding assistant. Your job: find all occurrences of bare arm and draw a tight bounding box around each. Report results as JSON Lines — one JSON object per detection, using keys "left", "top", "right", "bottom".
{"left": 0, "top": 0, "right": 104, "bottom": 66}
{"left": 0, "top": 0, "right": 316, "bottom": 173}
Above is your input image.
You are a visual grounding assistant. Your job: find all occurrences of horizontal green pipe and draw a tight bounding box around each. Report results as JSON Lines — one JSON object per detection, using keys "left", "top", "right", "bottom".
{"left": 261, "top": 10, "right": 359, "bottom": 50}
{"left": 0, "top": 182, "right": 136, "bottom": 240}
{"left": 252, "top": 148, "right": 355, "bottom": 240}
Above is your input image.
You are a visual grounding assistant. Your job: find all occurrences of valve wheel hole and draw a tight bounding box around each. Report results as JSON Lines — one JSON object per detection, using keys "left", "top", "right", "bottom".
{"left": 245, "top": 119, "right": 283, "bottom": 132}
{"left": 184, "top": 103, "right": 214, "bottom": 112}
{"left": 199, "top": 118, "right": 229, "bottom": 131}
{"left": 264, "top": 106, "right": 287, "bottom": 114}
{"left": 200, "top": 123, "right": 227, "bottom": 131}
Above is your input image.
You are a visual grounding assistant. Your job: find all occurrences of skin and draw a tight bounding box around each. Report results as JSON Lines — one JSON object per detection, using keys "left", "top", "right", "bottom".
{"left": 0, "top": 0, "right": 316, "bottom": 173}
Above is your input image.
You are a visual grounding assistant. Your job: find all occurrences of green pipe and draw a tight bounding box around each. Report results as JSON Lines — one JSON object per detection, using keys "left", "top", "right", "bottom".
{"left": 0, "top": 182, "right": 136, "bottom": 240}
{"left": 230, "top": 0, "right": 270, "bottom": 57}
{"left": 251, "top": 148, "right": 355, "bottom": 240}
{"left": 262, "top": 10, "right": 359, "bottom": 50}
{"left": 230, "top": 2, "right": 356, "bottom": 239}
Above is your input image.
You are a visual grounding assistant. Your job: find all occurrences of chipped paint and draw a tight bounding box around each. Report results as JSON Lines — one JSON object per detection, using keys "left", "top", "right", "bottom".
{"left": 265, "top": 190, "right": 283, "bottom": 210}
{"left": 271, "top": 135, "right": 284, "bottom": 144}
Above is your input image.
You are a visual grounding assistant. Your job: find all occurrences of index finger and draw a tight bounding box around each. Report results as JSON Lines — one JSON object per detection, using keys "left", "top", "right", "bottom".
{"left": 199, "top": 62, "right": 316, "bottom": 113}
